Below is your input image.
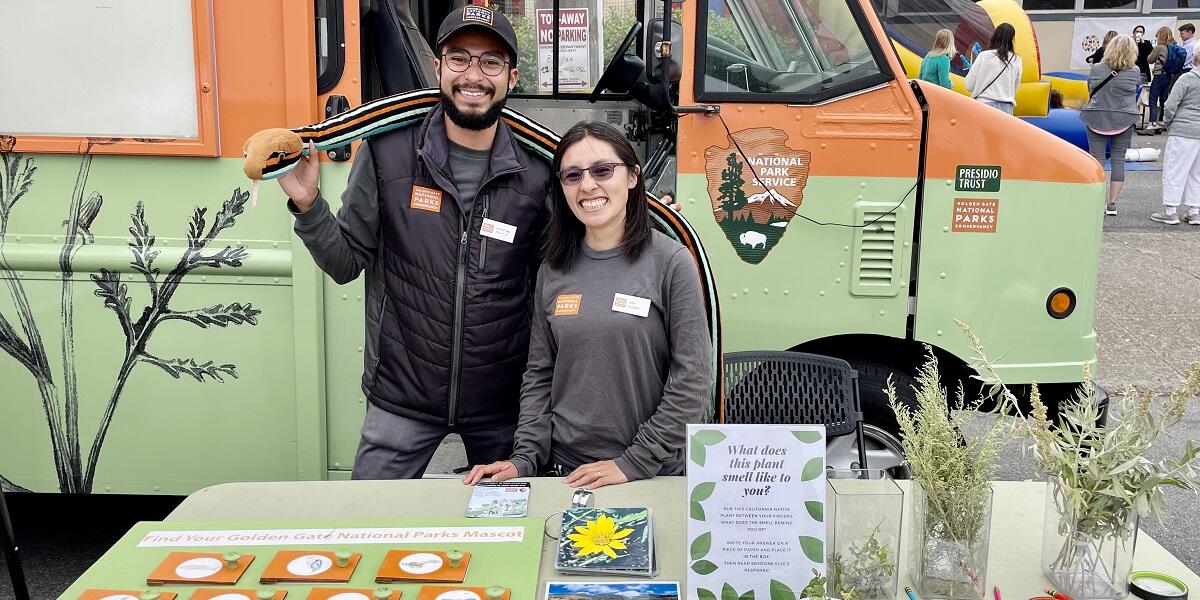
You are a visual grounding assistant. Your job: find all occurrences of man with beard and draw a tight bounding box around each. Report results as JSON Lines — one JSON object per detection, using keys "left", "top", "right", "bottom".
{"left": 279, "top": 7, "right": 567, "bottom": 479}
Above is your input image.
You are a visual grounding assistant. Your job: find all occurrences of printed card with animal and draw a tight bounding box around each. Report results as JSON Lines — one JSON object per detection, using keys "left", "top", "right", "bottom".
{"left": 376, "top": 549, "right": 471, "bottom": 583}
{"left": 146, "top": 551, "right": 253, "bottom": 585}
{"left": 259, "top": 549, "right": 361, "bottom": 584}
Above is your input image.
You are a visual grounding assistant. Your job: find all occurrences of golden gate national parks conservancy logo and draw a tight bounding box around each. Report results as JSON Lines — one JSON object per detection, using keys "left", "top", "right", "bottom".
{"left": 704, "top": 128, "right": 811, "bottom": 264}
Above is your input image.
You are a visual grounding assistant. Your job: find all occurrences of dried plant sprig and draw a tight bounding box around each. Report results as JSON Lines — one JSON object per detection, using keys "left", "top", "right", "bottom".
{"left": 887, "top": 348, "right": 1005, "bottom": 550}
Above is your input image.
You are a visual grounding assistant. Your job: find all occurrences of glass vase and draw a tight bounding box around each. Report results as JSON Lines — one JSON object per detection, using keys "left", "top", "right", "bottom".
{"left": 1042, "top": 476, "right": 1139, "bottom": 599}
{"left": 826, "top": 469, "right": 903, "bottom": 600}
{"left": 908, "top": 480, "right": 993, "bottom": 599}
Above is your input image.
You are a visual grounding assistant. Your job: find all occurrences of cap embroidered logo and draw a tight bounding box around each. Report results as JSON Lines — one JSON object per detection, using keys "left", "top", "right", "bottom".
{"left": 462, "top": 5, "right": 494, "bottom": 25}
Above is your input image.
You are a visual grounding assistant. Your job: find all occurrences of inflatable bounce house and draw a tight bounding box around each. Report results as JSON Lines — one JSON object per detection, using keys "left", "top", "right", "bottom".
{"left": 877, "top": 0, "right": 1094, "bottom": 149}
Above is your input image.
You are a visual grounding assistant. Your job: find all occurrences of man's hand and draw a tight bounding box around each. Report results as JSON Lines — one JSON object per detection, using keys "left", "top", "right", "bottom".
{"left": 660, "top": 192, "right": 682, "bottom": 212}
{"left": 564, "top": 460, "right": 628, "bottom": 491}
{"left": 463, "top": 460, "right": 519, "bottom": 485}
{"left": 279, "top": 141, "right": 321, "bottom": 212}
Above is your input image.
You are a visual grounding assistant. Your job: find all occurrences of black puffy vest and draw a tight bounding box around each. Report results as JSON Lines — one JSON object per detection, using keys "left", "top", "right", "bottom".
{"left": 366, "top": 106, "right": 550, "bottom": 427}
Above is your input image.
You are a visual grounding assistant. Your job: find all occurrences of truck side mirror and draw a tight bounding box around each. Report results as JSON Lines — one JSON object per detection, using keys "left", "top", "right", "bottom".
{"left": 646, "top": 18, "right": 682, "bottom": 85}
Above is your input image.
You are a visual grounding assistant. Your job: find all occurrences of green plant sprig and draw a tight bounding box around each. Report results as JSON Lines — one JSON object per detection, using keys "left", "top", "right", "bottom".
{"left": 957, "top": 319, "right": 1200, "bottom": 545}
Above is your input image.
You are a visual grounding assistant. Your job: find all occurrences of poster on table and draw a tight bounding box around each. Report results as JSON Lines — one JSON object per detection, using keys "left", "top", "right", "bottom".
{"left": 686, "top": 424, "right": 827, "bottom": 600}
{"left": 536, "top": 7, "right": 593, "bottom": 92}
{"left": 1070, "top": 16, "right": 1177, "bottom": 69}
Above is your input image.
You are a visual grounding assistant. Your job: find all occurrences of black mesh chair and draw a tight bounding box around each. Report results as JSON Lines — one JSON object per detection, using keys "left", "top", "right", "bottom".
{"left": 722, "top": 351, "right": 867, "bottom": 469}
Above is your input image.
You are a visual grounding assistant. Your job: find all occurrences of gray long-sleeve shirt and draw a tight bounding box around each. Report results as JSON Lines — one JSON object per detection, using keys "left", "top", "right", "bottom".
{"left": 509, "top": 231, "right": 712, "bottom": 481}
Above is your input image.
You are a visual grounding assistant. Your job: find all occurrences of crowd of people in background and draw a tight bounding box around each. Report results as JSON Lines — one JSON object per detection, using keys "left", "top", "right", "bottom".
{"left": 919, "top": 21, "right": 1197, "bottom": 224}
{"left": 1086, "top": 23, "right": 1197, "bottom": 222}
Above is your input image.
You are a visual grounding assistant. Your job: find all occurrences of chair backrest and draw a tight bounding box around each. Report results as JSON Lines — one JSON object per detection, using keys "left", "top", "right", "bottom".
{"left": 721, "top": 351, "right": 862, "bottom": 437}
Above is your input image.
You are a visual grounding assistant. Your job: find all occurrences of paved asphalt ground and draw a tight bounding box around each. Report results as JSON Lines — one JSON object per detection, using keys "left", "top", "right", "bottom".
{"left": 2, "top": 134, "right": 1198, "bottom": 599}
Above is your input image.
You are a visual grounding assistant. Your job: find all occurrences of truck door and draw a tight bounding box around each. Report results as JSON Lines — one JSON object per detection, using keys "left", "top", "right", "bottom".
{"left": 675, "top": 0, "right": 922, "bottom": 353}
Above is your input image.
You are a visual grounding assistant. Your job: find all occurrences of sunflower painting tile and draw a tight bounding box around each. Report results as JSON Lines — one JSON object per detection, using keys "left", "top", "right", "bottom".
{"left": 554, "top": 507, "right": 655, "bottom": 576}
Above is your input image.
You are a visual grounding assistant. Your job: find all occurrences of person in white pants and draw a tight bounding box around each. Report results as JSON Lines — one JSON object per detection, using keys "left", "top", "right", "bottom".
{"left": 1152, "top": 53, "right": 1200, "bottom": 225}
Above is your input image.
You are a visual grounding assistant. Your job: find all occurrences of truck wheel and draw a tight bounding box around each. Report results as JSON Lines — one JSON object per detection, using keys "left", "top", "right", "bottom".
{"left": 825, "top": 423, "right": 910, "bottom": 480}
{"left": 847, "top": 358, "right": 916, "bottom": 435}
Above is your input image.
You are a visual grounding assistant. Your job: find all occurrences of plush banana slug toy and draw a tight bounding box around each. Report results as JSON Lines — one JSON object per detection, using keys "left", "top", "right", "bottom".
{"left": 241, "top": 87, "right": 725, "bottom": 417}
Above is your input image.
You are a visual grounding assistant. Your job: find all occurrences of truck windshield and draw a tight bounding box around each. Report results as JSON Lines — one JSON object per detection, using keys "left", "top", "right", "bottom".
{"left": 873, "top": 0, "right": 994, "bottom": 77}
{"left": 699, "top": 0, "right": 885, "bottom": 98}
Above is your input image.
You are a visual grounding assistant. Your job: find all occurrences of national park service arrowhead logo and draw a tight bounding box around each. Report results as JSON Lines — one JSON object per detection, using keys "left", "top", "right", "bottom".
{"left": 704, "top": 128, "right": 811, "bottom": 264}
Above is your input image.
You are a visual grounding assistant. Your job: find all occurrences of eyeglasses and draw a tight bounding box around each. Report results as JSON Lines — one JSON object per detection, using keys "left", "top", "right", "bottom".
{"left": 441, "top": 49, "right": 509, "bottom": 76}
{"left": 557, "top": 162, "right": 629, "bottom": 186}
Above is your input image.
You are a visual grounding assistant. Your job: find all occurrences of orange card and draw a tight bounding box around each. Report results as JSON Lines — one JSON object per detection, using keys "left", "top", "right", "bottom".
{"left": 190, "top": 590, "right": 286, "bottom": 600}
{"left": 305, "top": 589, "right": 401, "bottom": 600}
{"left": 376, "top": 550, "right": 471, "bottom": 583}
{"left": 259, "top": 550, "right": 361, "bottom": 584}
{"left": 77, "top": 591, "right": 178, "bottom": 600}
{"left": 146, "top": 552, "right": 253, "bottom": 585}
{"left": 416, "top": 586, "right": 509, "bottom": 600}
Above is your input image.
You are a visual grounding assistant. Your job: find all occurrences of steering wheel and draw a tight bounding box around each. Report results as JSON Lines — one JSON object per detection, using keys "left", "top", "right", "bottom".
{"left": 590, "top": 21, "right": 643, "bottom": 103}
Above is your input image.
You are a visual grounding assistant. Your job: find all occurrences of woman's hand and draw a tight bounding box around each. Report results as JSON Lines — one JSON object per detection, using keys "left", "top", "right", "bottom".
{"left": 463, "top": 460, "right": 519, "bottom": 485}
{"left": 564, "top": 460, "right": 628, "bottom": 490}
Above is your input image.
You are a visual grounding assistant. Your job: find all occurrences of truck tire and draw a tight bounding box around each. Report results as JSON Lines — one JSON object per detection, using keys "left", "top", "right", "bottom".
{"left": 846, "top": 357, "right": 917, "bottom": 436}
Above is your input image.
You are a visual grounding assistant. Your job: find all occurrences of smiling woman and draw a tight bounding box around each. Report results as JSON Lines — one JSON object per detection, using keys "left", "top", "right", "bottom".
{"left": 463, "top": 121, "right": 713, "bottom": 491}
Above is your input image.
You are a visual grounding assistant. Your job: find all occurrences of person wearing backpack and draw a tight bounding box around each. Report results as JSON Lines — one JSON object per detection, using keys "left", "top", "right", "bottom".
{"left": 1146, "top": 27, "right": 1183, "bottom": 132}
{"left": 965, "top": 23, "right": 1023, "bottom": 115}
{"left": 1151, "top": 52, "right": 1200, "bottom": 226}
{"left": 1080, "top": 35, "right": 1142, "bottom": 216}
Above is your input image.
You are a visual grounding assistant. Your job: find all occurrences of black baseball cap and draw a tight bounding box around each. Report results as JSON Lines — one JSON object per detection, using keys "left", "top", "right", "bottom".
{"left": 436, "top": 5, "right": 519, "bottom": 63}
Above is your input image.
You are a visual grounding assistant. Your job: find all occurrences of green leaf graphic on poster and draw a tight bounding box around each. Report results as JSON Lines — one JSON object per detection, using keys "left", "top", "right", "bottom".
{"left": 792, "top": 431, "right": 821, "bottom": 444}
{"left": 691, "top": 500, "right": 706, "bottom": 521}
{"left": 691, "top": 430, "right": 726, "bottom": 466}
{"left": 770, "top": 579, "right": 797, "bottom": 600}
{"left": 801, "top": 457, "right": 824, "bottom": 481}
{"left": 691, "top": 531, "right": 712, "bottom": 560}
{"left": 740, "top": 592, "right": 755, "bottom": 600}
{"left": 691, "top": 559, "right": 718, "bottom": 575}
{"left": 695, "top": 430, "right": 727, "bottom": 445}
{"left": 722, "top": 583, "right": 739, "bottom": 600}
{"left": 805, "top": 500, "right": 823, "bottom": 522}
{"left": 799, "top": 536, "right": 824, "bottom": 563}
{"left": 691, "top": 436, "right": 706, "bottom": 466}
{"left": 691, "top": 481, "right": 716, "bottom": 502}
{"left": 699, "top": 589, "right": 717, "bottom": 600}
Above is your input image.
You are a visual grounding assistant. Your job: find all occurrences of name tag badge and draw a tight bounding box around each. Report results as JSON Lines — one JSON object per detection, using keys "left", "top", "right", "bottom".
{"left": 612, "top": 293, "right": 651, "bottom": 318}
{"left": 480, "top": 218, "right": 517, "bottom": 243}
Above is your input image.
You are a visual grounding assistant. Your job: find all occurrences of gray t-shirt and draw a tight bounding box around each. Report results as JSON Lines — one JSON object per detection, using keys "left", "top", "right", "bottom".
{"left": 510, "top": 231, "right": 713, "bottom": 481}
{"left": 448, "top": 140, "right": 490, "bottom": 219}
